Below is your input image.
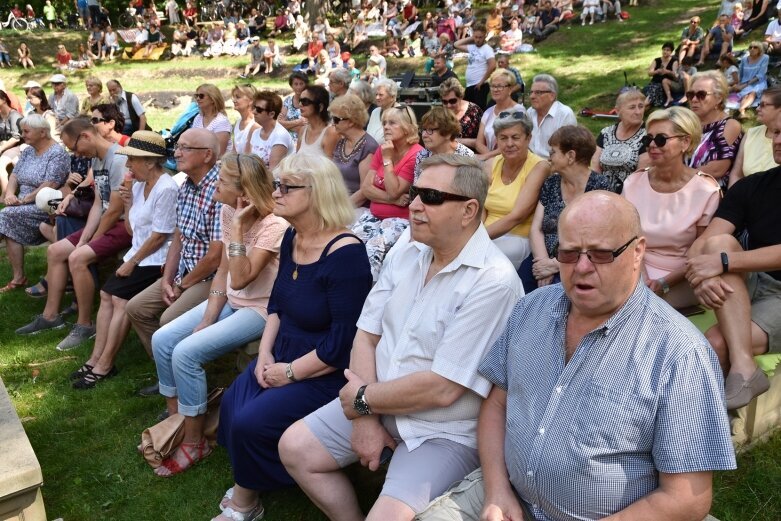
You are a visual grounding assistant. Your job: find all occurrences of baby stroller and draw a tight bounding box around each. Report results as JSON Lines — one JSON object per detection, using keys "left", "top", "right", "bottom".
{"left": 161, "top": 101, "right": 200, "bottom": 171}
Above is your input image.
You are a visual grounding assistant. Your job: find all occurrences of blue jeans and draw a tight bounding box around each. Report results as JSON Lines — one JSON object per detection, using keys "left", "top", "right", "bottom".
{"left": 152, "top": 300, "right": 267, "bottom": 417}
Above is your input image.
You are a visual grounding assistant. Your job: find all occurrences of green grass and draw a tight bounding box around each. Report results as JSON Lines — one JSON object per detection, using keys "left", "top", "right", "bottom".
{"left": 1, "top": 0, "right": 780, "bottom": 519}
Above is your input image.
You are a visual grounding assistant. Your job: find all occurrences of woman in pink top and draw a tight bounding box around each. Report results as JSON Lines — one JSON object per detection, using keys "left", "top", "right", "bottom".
{"left": 622, "top": 107, "right": 721, "bottom": 308}
{"left": 351, "top": 105, "right": 423, "bottom": 279}
{"left": 151, "top": 153, "right": 289, "bottom": 477}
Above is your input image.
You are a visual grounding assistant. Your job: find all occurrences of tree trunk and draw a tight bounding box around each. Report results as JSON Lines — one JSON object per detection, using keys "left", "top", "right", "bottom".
{"left": 304, "top": 0, "right": 335, "bottom": 22}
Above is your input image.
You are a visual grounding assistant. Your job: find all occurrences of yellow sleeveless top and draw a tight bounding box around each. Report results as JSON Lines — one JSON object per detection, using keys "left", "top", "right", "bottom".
{"left": 742, "top": 125, "right": 777, "bottom": 177}
{"left": 484, "top": 152, "right": 544, "bottom": 237}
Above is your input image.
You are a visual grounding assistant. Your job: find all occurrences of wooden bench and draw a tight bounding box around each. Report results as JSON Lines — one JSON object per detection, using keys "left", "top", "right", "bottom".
{"left": 0, "top": 378, "right": 46, "bottom": 521}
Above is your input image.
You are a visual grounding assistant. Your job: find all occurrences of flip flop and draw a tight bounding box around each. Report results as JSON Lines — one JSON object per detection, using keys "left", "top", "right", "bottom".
{"left": 0, "top": 277, "right": 28, "bottom": 293}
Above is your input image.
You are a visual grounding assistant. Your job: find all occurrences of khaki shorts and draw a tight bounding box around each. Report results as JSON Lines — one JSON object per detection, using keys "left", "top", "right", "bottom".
{"left": 748, "top": 271, "right": 781, "bottom": 353}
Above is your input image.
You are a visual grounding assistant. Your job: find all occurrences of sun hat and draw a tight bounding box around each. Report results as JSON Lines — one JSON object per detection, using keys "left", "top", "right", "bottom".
{"left": 49, "top": 74, "right": 67, "bottom": 84}
{"left": 116, "top": 130, "right": 167, "bottom": 157}
{"left": 23, "top": 80, "right": 41, "bottom": 89}
{"left": 35, "top": 187, "right": 63, "bottom": 215}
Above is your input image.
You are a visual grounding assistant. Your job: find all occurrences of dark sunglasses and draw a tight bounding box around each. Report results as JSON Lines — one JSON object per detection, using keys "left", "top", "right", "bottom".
{"left": 409, "top": 185, "right": 472, "bottom": 205}
{"left": 331, "top": 115, "right": 345, "bottom": 124}
{"left": 253, "top": 105, "right": 270, "bottom": 113}
{"left": 299, "top": 97, "right": 315, "bottom": 106}
{"left": 556, "top": 236, "right": 637, "bottom": 264}
{"left": 395, "top": 103, "right": 415, "bottom": 123}
{"left": 194, "top": 93, "right": 207, "bottom": 100}
{"left": 685, "top": 90, "right": 712, "bottom": 101}
{"left": 273, "top": 179, "right": 310, "bottom": 194}
{"left": 640, "top": 133, "right": 686, "bottom": 148}
{"left": 90, "top": 117, "right": 109, "bottom": 124}
{"left": 441, "top": 97, "right": 459, "bottom": 105}
{"left": 498, "top": 110, "right": 526, "bottom": 120}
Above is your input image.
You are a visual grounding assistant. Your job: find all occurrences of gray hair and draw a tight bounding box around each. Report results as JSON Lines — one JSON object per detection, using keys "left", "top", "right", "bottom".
{"left": 349, "top": 80, "right": 374, "bottom": 107}
{"left": 329, "top": 68, "right": 352, "bottom": 86}
{"left": 373, "top": 78, "right": 399, "bottom": 100}
{"left": 492, "top": 109, "right": 533, "bottom": 136}
{"left": 532, "top": 73, "right": 558, "bottom": 96}
{"left": 20, "top": 113, "right": 51, "bottom": 136}
{"left": 418, "top": 154, "right": 488, "bottom": 216}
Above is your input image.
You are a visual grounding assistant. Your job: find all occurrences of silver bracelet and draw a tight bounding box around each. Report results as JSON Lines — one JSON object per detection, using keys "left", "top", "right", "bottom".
{"left": 228, "top": 242, "right": 247, "bottom": 257}
{"left": 209, "top": 289, "right": 227, "bottom": 297}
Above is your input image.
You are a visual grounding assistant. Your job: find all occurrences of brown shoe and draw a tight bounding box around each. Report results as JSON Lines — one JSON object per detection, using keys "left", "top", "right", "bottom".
{"left": 725, "top": 367, "right": 770, "bottom": 410}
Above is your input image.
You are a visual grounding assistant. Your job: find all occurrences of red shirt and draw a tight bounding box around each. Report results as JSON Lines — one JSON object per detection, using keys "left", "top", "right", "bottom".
{"left": 369, "top": 144, "right": 424, "bottom": 220}
{"left": 56, "top": 51, "right": 72, "bottom": 65}
{"left": 307, "top": 40, "right": 323, "bottom": 59}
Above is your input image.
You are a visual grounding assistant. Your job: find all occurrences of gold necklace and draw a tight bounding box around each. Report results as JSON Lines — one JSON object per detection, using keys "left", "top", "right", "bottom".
{"left": 292, "top": 262, "right": 299, "bottom": 280}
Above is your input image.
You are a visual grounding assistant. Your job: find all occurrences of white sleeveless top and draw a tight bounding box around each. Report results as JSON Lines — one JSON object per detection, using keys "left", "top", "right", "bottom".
{"left": 233, "top": 118, "right": 254, "bottom": 154}
{"left": 297, "top": 125, "right": 328, "bottom": 156}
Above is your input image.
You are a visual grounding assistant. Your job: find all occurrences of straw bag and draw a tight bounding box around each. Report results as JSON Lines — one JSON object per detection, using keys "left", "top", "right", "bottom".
{"left": 138, "top": 387, "right": 223, "bottom": 469}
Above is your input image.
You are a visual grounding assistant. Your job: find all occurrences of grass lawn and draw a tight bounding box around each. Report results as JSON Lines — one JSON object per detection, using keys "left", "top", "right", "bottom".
{"left": 1, "top": 0, "right": 780, "bottom": 519}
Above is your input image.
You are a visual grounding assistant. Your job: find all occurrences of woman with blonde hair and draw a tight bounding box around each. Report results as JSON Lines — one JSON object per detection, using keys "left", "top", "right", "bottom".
{"left": 328, "top": 93, "right": 378, "bottom": 207}
{"left": 212, "top": 154, "right": 371, "bottom": 520}
{"left": 193, "top": 83, "right": 232, "bottom": 156}
{"left": 152, "top": 153, "right": 290, "bottom": 477}
{"left": 351, "top": 105, "right": 423, "bottom": 279}
{"left": 231, "top": 84, "right": 258, "bottom": 154}
{"left": 79, "top": 76, "right": 108, "bottom": 115}
{"left": 475, "top": 68, "right": 524, "bottom": 160}
{"left": 622, "top": 106, "right": 721, "bottom": 307}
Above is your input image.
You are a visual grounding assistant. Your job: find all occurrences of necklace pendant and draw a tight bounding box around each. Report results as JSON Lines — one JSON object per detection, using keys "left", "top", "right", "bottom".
{"left": 292, "top": 267, "right": 298, "bottom": 280}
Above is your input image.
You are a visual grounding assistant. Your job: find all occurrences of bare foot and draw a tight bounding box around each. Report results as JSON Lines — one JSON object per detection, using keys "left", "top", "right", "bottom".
{"left": 154, "top": 438, "right": 211, "bottom": 477}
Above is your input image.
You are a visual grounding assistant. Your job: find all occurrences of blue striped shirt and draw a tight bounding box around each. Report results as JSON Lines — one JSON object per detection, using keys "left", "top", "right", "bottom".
{"left": 479, "top": 282, "right": 736, "bottom": 520}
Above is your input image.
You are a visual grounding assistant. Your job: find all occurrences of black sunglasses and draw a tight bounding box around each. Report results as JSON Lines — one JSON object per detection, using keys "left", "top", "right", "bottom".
{"left": 409, "top": 185, "right": 472, "bottom": 205}
{"left": 331, "top": 115, "right": 344, "bottom": 124}
{"left": 640, "top": 133, "right": 686, "bottom": 148}
{"left": 556, "top": 236, "right": 638, "bottom": 264}
{"left": 253, "top": 105, "right": 270, "bottom": 113}
{"left": 90, "top": 117, "right": 109, "bottom": 124}
{"left": 498, "top": 110, "right": 526, "bottom": 120}
{"left": 441, "top": 97, "right": 459, "bottom": 105}
{"left": 685, "top": 90, "right": 712, "bottom": 101}
{"left": 273, "top": 179, "right": 310, "bottom": 194}
{"left": 194, "top": 93, "right": 207, "bottom": 100}
{"left": 396, "top": 103, "right": 415, "bottom": 123}
{"left": 299, "top": 97, "right": 315, "bottom": 106}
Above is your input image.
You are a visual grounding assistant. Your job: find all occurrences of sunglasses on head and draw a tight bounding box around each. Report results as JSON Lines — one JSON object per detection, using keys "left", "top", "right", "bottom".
{"left": 498, "top": 110, "right": 526, "bottom": 120}
{"left": 409, "top": 185, "right": 472, "bottom": 205}
{"left": 556, "top": 236, "right": 638, "bottom": 264}
{"left": 640, "top": 133, "right": 686, "bottom": 148}
{"left": 685, "top": 90, "right": 712, "bottom": 101}
{"left": 299, "top": 97, "right": 315, "bottom": 106}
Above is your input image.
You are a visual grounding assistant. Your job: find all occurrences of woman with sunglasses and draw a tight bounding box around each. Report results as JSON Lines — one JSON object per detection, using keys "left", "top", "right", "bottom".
{"left": 295, "top": 85, "right": 338, "bottom": 157}
{"left": 328, "top": 93, "right": 378, "bottom": 207}
{"left": 351, "top": 105, "right": 423, "bottom": 280}
{"left": 248, "top": 91, "right": 292, "bottom": 170}
{"left": 91, "top": 103, "right": 130, "bottom": 146}
{"left": 231, "top": 84, "right": 258, "bottom": 155}
{"left": 438, "top": 77, "right": 483, "bottom": 149}
{"left": 213, "top": 154, "right": 371, "bottom": 520}
{"left": 414, "top": 106, "right": 474, "bottom": 182}
{"left": 475, "top": 68, "right": 525, "bottom": 161}
{"left": 731, "top": 41, "right": 769, "bottom": 120}
{"left": 687, "top": 71, "right": 742, "bottom": 182}
{"left": 678, "top": 17, "right": 704, "bottom": 63}
{"left": 592, "top": 89, "right": 649, "bottom": 193}
{"left": 729, "top": 85, "right": 781, "bottom": 187}
{"left": 152, "top": 153, "right": 289, "bottom": 478}
{"left": 192, "top": 83, "right": 232, "bottom": 157}
{"left": 483, "top": 109, "right": 549, "bottom": 270}
{"left": 366, "top": 78, "right": 399, "bottom": 144}
{"left": 622, "top": 107, "right": 720, "bottom": 307}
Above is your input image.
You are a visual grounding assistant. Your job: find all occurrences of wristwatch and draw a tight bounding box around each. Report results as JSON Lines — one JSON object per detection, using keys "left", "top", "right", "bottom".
{"left": 658, "top": 277, "right": 670, "bottom": 295}
{"left": 285, "top": 362, "right": 297, "bottom": 382}
{"left": 353, "top": 385, "right": 372, "bottom": 416}
{"left": 383, "top": 159, "right": 392, "bottom": 166}
{"left": 721, "top": 252, "right": 729, "bottom": 274}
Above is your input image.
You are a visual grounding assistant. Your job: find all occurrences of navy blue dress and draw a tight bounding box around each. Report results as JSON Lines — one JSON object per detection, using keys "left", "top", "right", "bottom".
{"left": 217, "top": 228, "right": 372, "bottom": 491}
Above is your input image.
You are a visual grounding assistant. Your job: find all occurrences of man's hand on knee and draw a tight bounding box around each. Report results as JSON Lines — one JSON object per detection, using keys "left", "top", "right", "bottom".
{"left": 693, "top": 276, "right": 734, "bottom": 309}
{"left": 351, "top": 417, "right": 396, "bottom": 471}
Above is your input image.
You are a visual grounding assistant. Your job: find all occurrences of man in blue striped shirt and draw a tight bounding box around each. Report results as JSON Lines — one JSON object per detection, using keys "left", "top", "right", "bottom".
{"left": 418, "top": 191, "right": 735, "bottom": 521}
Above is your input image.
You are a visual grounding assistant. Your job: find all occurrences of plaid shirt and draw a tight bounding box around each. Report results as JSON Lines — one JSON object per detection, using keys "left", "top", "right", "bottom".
{"left": 479, "top": 282, "right": 736, "bottom": 520}
{"left": 175, "top": 163, "right": 222, "bottom": 283}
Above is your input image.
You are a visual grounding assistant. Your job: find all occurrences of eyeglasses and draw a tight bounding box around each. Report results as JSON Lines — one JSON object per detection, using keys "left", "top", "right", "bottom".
{"left": 253, "top": 105, "right": 270, "bottom": 113}
{"left": 491, "top": 84, "right": 510, "bottom": 90}
{"left": 498, "top": 110, "right": 526, "bottom": 120}
{"left": 421, "top": 128, "right": 440, "bottom": 135}
{"left": 556, "top": 236, "right": 638, "bottom": 264}
{"left": 758, "top": 102, "right": 777, "bottom": 109}
{"left": 529, "top": 89, "right": 552, "bottom": 95}
{"left": 174, "top": 143, "right": 210, "bottom": 152}
{"left": 750, "top": 45, "right": 761, "bottom": 49}
{"left": 194, "top": 93, "right": 207, "bottom": 100}
{"left": 441, "top": 97, "right": 459, "bottom": 106}
{"left": 69, "top": 133, "right": 82, "bottom": 153}
{"left": 299, "top": 97, "right": 314, "bottom": 106}
{"left": 273, "top": 179, "right": 310, "bottom": 194}
{"left": 409, "top": 185, "right": 472, "bottom": 205}
{"left": 331, "top": 115, "right": 345, "bottom": 124}
{"left": 685, "top": 90, "right": 713, "bottom": 101}
{"left": 90, "top": 117, "right": 109, "bottom": 124}
{"left": 640, "top": 133, "right": 686, "bottom": 148}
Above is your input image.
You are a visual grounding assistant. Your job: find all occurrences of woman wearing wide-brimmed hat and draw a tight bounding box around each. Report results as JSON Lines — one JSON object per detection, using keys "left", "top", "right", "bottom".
{"left": 71, "top": 130, "right": 179, "bottom": 390}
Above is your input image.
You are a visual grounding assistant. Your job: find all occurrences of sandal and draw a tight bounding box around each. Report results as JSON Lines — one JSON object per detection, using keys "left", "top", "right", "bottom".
{"left": 69, "top": 363, "right": 94, "bottom": 381}
{"left": 72, "top": 366, "right": 118, "bottom": 390}
{"left": 0, "top": 277, "right": 28, "bottom": 293}
{"left": 155, "top": 438, "right": 211, "bottom": 478}
{"left": 25, "top": 277, "right": 48, "bottom": 298}
{"left": 220, "top": 487, "right": 234, "bottom": 511}
{"left": 212, "top": 501, "right": 264, "bottom": 521}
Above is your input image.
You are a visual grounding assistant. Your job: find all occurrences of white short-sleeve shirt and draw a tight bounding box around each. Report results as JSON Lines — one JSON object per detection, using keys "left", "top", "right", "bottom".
{"left": 248, "top": 122, "right": 292, "bottom": 166}
{"left": 126, "top": 173, "right": 179, "bottom": 266}
{"left": 465, "top": 43, "right": 495, "bottom": 87}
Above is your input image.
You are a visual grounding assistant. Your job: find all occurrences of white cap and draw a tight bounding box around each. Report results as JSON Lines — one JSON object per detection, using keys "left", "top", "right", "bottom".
{"left": 23, "top": 80, "right": 41, "bottom": 89}
{"left": 49, "top": 74, "right": 67, "bottom": 84}
{"left": 35, "top": 187, "right": 63, "bottom": 215}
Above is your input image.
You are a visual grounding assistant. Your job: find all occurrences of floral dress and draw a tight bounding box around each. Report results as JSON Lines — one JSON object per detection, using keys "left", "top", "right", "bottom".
{"left": 459, "top": 102, "right": 483, "bottom": 140}
{"left": 282, "top": 94, "right": 302, "bottom": 145}
{"left": 688, "top": 118, "right": 742, "bottom": 185}
{"left": 0, "top": 143, "right": 70, "bottom": 245}
{"left": 597, "top": 123, "right": 648, "bottom": 193}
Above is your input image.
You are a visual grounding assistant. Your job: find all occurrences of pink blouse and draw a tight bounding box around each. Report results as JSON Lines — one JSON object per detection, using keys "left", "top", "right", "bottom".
{"left": 369, "top": 143, "right": 423, "bottom": 220}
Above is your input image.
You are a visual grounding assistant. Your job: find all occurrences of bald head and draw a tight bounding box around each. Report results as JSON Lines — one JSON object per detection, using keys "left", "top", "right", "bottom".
{"left": 175, "top": 128, "right": 220, "bottom": 180}
{"left": 183, "top": 128, "right": 220, "bottom": 159}
{"left": 559, "top": 191, "right": 641, "bottom": 240}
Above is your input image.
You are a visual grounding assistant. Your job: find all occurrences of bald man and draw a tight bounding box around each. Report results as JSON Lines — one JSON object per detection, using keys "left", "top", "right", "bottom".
{"left": 126, "top": 129, "right": 223, "bottom": 396}
{"left": 418, "top": 191, "right": 735, "bottom": 521}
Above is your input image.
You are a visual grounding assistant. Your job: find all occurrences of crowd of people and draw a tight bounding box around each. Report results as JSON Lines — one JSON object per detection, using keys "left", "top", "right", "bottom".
{"left": 1, "top": 1, "right": 781, "bottom": 521}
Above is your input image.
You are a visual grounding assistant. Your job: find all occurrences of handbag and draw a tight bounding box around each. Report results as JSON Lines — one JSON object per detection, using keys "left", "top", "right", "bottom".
{"left": 137, "top": 387, "right": 223, "bottom": 469}
{"left": 61, "top": 185, "right": 95, "bottom": 219}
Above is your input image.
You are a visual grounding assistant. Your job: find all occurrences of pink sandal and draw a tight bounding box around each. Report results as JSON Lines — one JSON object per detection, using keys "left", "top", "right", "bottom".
{"left": 155, "top": 438, "right": 211, "bottom": 478}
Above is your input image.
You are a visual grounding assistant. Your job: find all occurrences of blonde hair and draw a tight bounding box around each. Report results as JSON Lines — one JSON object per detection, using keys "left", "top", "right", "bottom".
{"left": 84, "top": 76, "right": 103, "bottom": 90}
{"left": 329, "top": 93, "right": 369, "bottom": 128}
{"left": 646, "top": 106, "right": 702, "bottom": 155}
{"left": 690, "top": 70, "right": 729, "bottom": 110}
{"left": 489, "top": 68, "right": 516, "bottom": 87}
{"left": 221, "top": 153, "right": 276, "bottom": 215}
{"left": 273, "top": 154, "right": 354, "bottom": 230}
{"left": 196, "top": 83, "right": 226, "bottom": 114}
{"left": 232, "top": 84, "right": 257, "bottom": 101}
{"left": 382, "top": 106, "right": 420, "bottom": 145}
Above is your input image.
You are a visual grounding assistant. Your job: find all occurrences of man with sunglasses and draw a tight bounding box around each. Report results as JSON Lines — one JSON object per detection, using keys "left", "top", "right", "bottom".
{"left": 280, "top": 154, "right": 523, "bottom": 521}
{"left": 419, "top": 191, "right": 734, "bottom": 521}
{"left": 125, "top": 129, "right": 223, "bottom": 397}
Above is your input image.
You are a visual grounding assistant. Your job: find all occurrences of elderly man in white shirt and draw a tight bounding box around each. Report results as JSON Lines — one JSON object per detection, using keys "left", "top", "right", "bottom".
{"left": 525, "top": 73, "right": 577, "bottom": 159}
{"left": 279, "top": 154, "right": 523, "bottom": 521}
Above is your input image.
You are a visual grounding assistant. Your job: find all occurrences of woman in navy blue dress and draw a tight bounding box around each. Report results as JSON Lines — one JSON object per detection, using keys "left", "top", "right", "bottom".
{"left": 213, "top": 153, "right": 372, "bottom": 521}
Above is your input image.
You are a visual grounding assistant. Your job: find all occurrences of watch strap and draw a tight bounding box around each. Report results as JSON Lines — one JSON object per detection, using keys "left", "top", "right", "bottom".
{"left": 721, "top": 252, "right": 729, "bottom": 274}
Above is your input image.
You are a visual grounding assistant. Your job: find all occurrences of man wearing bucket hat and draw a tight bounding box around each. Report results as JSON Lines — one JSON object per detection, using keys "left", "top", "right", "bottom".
{"left": 48, "top": 74, "right": 79, "bottom": 132}
{"left": 16, "top": 117, "right": 129, "bottom": 351}
{"left": 126, "top": 128, "right": 223, "bottom": 396}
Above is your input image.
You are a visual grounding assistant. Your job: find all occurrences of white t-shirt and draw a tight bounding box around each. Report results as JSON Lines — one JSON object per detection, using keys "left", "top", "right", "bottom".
{"left": 249, "top": 122, "right": 292, "bottom": 166}
{"left": 465, "top": 43, "right": 495, "bottom": 87}
{"left": 193, "top": 112, "right": 234, "bottom": 153}
{"left": 366, "top": 106, "right": 386, "bottom": 144}
{"left": 766, "top": 20, "right": 781, "bottom": 42}
{"left": 480, "top": 103, "right": 525, "bottom": 151}
{"left": 126, "top": 173, "right": 178, "bottom": 267}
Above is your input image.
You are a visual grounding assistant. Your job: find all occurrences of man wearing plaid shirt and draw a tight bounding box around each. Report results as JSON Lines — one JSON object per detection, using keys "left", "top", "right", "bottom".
{"left": 419, "top": 191, "right": 736, "bottom": 521}
{"left": 126, "top": 129, "right": 223, "bottom": 395}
